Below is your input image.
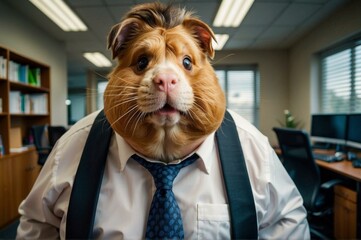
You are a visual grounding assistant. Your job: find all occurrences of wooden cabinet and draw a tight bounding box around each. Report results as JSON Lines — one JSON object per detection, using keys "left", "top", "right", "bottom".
{"left": 0, "top": 46, "right": 50, "bottom": 228}
{"left": 0, "top": 153, "right": 14, "bottom": 227}
{"left": 0, "top": 148, "right": 40, "bottom": 227}
{"left": 334, "top": 185, "right": 357, "bottom": 239}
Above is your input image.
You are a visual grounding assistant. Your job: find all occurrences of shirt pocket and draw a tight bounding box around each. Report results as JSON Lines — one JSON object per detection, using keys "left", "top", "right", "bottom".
{"left": 197, "top": 203, "right": 230, "bottom": 240}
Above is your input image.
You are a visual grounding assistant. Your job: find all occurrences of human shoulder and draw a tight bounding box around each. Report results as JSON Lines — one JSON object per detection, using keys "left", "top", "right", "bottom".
{"left": 226, "top": 109, "right": 274, "bottom": 181}
{"left": 56, "top": 110, "right": 101, "bottom": 148}
{"left": 227, "top": 109, "right": 269, "bottom": 149}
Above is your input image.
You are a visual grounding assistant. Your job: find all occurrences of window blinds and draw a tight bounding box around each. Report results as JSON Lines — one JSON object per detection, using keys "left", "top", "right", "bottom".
{"left": 215, "top": 68, "right": 259, "bottom": 126}
{"left": 320, "top": 40, "right": 361, "bottom": 113}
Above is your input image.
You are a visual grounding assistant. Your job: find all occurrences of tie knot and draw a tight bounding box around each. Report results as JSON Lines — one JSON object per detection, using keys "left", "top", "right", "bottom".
{"left": 132, "top": 154, "right": 198, "bottom": 189}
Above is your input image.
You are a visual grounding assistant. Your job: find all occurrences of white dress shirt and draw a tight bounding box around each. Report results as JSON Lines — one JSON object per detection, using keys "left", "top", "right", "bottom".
{"left": 16, "top": 110, "right": 310, "bottom": 239}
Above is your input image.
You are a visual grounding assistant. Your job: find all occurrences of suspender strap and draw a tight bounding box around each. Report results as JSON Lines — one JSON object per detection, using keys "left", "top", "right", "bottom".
{"left": 216, "top": 111, "right": 258, "bottom": 239}
{"left": 66, "top": 110, "right": 112, "bottom": 239}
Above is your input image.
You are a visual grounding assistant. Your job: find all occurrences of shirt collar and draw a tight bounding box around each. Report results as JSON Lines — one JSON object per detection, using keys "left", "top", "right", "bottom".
{"left": 115, "top": 132, "right": 216, "bottom": 174}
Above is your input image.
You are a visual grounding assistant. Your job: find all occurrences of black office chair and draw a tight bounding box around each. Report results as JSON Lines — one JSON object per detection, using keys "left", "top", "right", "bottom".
{"left": 48, "top": 126, "right": 67, "bottom": 148}
{"left": 31, "top": 125, "right": 51, "bottom": 166}
{"left": 273, "top": 127, "right": 343, "bottom": 239}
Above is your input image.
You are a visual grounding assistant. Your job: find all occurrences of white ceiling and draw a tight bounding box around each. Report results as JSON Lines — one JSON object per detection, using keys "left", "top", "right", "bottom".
{"left": 4, "top": 0, "right": 350, "bottom": 76}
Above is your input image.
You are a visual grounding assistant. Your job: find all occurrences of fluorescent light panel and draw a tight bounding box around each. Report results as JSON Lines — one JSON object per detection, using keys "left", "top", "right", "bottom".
{"left": 29, "top": 0, "right": 87, "bottom": 31}
{"left": 213, "top": 0, "right": 254, "bottom": 27}
{"left": 213, "top": 34, "right": 229, "bottom": 50}
{"left": 84, "top": 52, "right": 112, "bottom": 67}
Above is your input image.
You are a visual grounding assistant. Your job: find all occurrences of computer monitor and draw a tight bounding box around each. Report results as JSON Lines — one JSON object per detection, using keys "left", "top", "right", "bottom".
{"left": 310, "top": 114, "right": 347, "bottom": 146}
{"left": 346, "top": 114, "right": 361, "bottom": 149}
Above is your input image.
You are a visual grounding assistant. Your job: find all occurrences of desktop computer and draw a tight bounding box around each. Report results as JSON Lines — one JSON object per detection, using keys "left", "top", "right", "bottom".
{"left": 310, "top": 114, "right": 347, "bottom": 151}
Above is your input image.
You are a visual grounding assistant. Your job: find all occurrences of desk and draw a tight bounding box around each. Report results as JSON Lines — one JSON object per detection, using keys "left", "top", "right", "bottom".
{"left": 274, "top": 147, "right": 361, "bottom": 237}
{"left": 316, "top": 159, "right": 361, "bottom": 182}
{"left": 315, "top": 159, "right": 361, "bottom": 238}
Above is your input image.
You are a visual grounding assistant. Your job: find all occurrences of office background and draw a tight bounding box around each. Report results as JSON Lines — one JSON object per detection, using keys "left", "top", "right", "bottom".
{"left": 0, "top": 0, "right": 360, "bottom": 146}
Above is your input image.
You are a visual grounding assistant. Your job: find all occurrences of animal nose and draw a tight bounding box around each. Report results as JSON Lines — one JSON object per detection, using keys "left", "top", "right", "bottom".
{"left": 153, "top": 73, "right": 178, "bottom": 92}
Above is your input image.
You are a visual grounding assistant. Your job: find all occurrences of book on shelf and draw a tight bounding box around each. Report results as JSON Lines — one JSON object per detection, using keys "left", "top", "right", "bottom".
{"left": 29, "top": 93, "right": 48, "bottom": 114}
{"left": 9, "top": 61, "right": 41, "bottom": 86}
{"left": 0, "top": 56, "right": 7, "bottom": 79}
{"left": 10, "top": 91, "right": 48, "bottom": 114}
{"left": 28, "top": 68, "right": 41, "bottom": 87}
{"left": 10, "top": 91, "right": 21, "bottom": 113}
{"left": 18, "top": 65, "right": 29, "bottom": 84}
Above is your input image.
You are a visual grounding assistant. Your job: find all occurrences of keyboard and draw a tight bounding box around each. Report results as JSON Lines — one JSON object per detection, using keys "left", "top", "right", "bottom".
{"left": 313, "top": 153, "right": 343, "bottom": 163}
{"left": 352, "top": 159, "right": 361, "bottom": 168}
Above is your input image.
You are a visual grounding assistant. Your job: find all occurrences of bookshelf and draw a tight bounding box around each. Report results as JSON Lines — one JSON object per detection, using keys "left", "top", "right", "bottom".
{"left": 0, "top": 45, "right": 50, "bottom": 227}
{"left": 0, "top": 46, "right": 50, "bottom": 155}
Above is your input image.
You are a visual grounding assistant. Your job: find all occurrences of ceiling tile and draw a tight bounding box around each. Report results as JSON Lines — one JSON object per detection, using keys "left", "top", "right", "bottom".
{"left": 294, "top": 0, "right": 327, "bottom": 3}
{"left": 184, "top": 1, "right": 219, "bottom": 23}
{"left": 107, "top": 5, "right": 134, "bottom": 22}
{"left": 225, "top": 39, "right": 254, "bottom": 49}
{"left": 67, "top": 0, "right": 104, "bottom": 7}
{"left": 232, "top": 26, "right": 267, "bottom": 39}
{"left": 76, "top": 7, "right": 115, "bottom": 40}
{"left": 274, "top": 3, "right": 322, "bottom": 26}
{"left": 105, "top": 0, "right": 136, "bottom": 4}
{"left": 242, "top": 2, "right": 289, "bottom": 26}
{"left": 259, "top": 26, "right": 295, "bottom": 40}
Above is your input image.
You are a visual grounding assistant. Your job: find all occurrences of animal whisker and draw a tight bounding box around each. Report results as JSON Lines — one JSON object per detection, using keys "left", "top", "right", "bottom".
{"left": 109, "top": 105, "right": 139, "bottom": 128}
{"left": 125, "top": 107, "right": 142, "bottom": 130}
{"left": 106, "top": 84, "right": 140, "bottom": 90}
{"left": 131, "top": 111, "right": 146, "bottom": 138}
{"left": 103, "top": 92, "right": 138, "bottom": 97}
{"left": 104, "top": 97, "right": 139, "bottom": 113}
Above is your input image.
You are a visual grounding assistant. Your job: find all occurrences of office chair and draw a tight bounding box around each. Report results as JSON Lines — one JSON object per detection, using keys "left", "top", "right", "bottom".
{"left": 31, "top": 125, "right": 51, "bottom": 166}
{"left": 48, "top": 126, "right": 67, "bottom": 148}
{"left": 273, "top": 127, "right": 343, "bottom": 239}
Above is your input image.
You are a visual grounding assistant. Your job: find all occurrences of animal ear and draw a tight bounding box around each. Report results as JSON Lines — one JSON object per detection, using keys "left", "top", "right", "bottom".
{"left": 183, "top": 19, "right": 216, "bottom": 59}
{"left": 107, "top": 19, "right": 140, "bottom": 59}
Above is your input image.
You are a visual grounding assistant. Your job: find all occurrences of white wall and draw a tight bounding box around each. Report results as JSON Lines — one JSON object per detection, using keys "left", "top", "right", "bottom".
{"left": 0, "top": 1, "right": 67, "bottom": 126}
{"left": 289, "top": 0, "right": 361, "bottom": 133}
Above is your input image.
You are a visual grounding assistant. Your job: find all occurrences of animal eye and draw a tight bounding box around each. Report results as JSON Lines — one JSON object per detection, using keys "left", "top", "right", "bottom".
{"left": 137, "top": 56, "right": 149, "bottom": 71}
{"left": 183, "top": 56, "right": 192, "bottom": 70}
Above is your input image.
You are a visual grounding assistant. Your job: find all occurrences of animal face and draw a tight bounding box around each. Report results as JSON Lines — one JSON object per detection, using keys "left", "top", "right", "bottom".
{"left": 104, "top": 3, "right": 226, "bottom": 161}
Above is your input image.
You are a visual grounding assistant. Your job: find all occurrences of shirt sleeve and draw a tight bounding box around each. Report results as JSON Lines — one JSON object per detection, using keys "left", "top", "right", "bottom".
{"left": 16, "top": 147, "right": 67, "bottom": 239}
{"left": 16, "top": 114, "right": 95, "bottom": 240}
{"left": 258, "top": 147, "right": 310, "bottom": 239}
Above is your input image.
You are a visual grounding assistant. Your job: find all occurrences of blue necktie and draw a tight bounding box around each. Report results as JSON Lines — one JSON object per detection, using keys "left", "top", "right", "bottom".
{"left": 132, "top": 154, "right": 198, "bottom": 239}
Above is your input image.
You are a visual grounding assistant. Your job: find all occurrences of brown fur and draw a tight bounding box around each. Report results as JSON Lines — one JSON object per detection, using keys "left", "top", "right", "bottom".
{"left": 104, "top": 2, "right": 226, "bottom": 162}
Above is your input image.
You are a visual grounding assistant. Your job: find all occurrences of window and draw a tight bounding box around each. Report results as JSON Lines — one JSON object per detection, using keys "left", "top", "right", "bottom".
{"left": 215, "top": 66, "right": 260, "bottom": 126}
{"left": 320, "top": 38, "right": 361, "bottom": 113}
{"left": 97, "top": 81, "right": 107, "bottom": 110}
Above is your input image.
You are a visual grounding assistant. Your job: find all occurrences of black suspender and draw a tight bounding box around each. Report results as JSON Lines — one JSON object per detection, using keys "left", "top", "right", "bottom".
{"left": 216, "top": 111, "right": 258, "bottom": 239}
{"left": 66, "top": 110, "right": 258, "bottom": 239}
{"left": 66, "top": 111, "right": 113, "bottom": 239}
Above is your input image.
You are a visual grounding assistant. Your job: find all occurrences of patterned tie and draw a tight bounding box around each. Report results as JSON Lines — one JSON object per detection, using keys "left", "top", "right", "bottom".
{"left": 132, "top": 153, "right": 198, "bottom": 239}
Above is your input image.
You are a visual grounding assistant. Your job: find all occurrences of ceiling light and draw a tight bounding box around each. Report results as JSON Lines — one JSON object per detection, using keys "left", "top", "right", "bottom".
{"left": 213, "top": 0, "right": 254, "bottom": 27}
{"left": 213, "top": 34, "right": 229, "bottom": 50}
{"left": 29, "top": 0, "right": 87, "bottom": 31}
{"left": 83, "top": 52, "right": 112, "bottom": 67}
